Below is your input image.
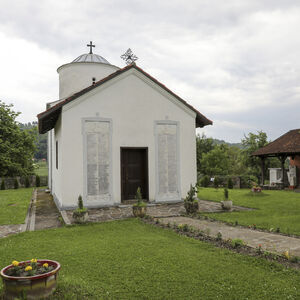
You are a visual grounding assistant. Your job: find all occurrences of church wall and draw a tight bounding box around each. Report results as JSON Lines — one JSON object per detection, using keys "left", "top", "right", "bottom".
{"left": 51, "top": 115, "right": 63, "bottom": 206}
{"left": 58, "top": 63, "right": 119, "bottom": 99}
{"left": 59, "top": 70, "right": 197, "bottom": 208}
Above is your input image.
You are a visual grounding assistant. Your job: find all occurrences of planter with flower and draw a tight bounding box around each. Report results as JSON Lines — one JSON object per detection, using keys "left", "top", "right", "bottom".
{"left": 184, "top": 184, "right": 199, "bottom": 214}
{"left": 221, "top": 188, "right": 232, "bottom": 210}
{"left": 132, "top": 187, "right": 147, "bottom": 217}
{"left": 251, "top": 184, "right": 262, "bottom": 193}
{"left": 72, "top": 195, "right": 88, "bottom": 223}
{"left": 0, "top": 258, "right": 60, "bottom": 299}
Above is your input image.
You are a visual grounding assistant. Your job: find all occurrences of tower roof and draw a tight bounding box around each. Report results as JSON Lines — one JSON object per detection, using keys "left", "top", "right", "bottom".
{"left": 72, "top": 53, "right": 110, "bottom": 64}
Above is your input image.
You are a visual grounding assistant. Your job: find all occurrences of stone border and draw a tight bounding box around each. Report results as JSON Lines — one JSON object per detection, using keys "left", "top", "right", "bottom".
{"left": 195, "top": 213, "right": 300, "bottom": 239}
{"left": 20, "top": 189, "right": 36, "bottom": 232}
{"left": 142, "top": 216, "right": 300, "bottom": 270}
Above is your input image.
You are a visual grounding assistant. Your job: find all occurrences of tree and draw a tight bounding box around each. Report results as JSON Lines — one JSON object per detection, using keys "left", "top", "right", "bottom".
{"left": 0, "top": 101, "right": 36, "bottom": 177}
{"left": 19, "top": 122, "right": 47, "bottom": 160}
{"left": 196, "top": 133, "right": 215, "bottom": 174}
{"left": 201, "top": 144, "right": 230, "bottom": 176}
{"left": 240, "top": 131, "right": 276, "bottom": 180}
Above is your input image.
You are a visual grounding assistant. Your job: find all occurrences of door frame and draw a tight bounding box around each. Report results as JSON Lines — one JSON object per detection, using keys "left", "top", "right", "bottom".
{"left": 120, "top": 147, "right": 149, "bottom": 202}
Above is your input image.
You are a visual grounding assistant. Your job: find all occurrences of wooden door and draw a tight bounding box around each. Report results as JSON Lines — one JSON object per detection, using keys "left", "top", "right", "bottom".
{"left": 121, "top": 148, "right": 148, "bottom": 201}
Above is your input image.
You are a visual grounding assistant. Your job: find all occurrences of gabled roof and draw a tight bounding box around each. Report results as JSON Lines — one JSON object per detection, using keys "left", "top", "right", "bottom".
{"left": 37, "top": 64, "right": 212, "bottom": 134}
{"left": 252, "top": 129, "right": 300, "bottom": 157}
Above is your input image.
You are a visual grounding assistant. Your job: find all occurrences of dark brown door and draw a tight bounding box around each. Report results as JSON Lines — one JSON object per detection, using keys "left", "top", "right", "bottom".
{"left": 121, "top": 148, "right": 148, "bottom": 201}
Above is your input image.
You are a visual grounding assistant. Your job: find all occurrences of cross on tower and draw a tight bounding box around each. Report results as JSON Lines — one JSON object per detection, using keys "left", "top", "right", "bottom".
{"left": 87, "top": 41, "right": 95, "bottom": 54}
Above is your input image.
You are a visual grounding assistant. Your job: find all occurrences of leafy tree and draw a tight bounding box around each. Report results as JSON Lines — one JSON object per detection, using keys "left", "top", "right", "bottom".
{"left": 196, "top": 133, "right": 215, "bottom": 174}
{"left": 0, "top": 101, "right": 36, "bottom": 177}
{"left": 19, "top": 122, "right": 47, "bottom": 160}
{"left": 241, "top": 131, "right": 272, "bottom": 179}
{"left": 201, "top": 144, "right": 231, "bottom": 176}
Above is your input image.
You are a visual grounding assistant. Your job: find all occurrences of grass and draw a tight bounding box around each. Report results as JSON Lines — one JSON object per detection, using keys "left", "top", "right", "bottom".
{"left": 0, "top": 188, "right": 33, "bottom": 225}
{"left": 34, "top": 160, "right": 48, "bottom": 177}
{"left": 198, "top": 187, "right": 300, "bottom": 236}
{"left": 0, "top": 219, "right": 299, "bottom": 299}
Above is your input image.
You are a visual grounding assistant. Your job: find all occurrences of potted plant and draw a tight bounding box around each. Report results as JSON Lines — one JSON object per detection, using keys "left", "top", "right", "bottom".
{"left": 184, "top": 184, "right": 199, "bottom": 214}
{"left": 132, "top": 187, "right": 147, "bottom": 217}
{"left": 221, "top": 188, "right": 232, "bottom": 210}
{"left": 0, "top": 259, "right": 60, "bottom": 299}
{"left": 72, "top": 195, "right": 88, "bottom": 223}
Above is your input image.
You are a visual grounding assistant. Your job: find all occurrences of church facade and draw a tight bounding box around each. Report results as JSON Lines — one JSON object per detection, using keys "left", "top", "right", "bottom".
{"left": 38, "top": 45, "right": 212, "bottom": 209}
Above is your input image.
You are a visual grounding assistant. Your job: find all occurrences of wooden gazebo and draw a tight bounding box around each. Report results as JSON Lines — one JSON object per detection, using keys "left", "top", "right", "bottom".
{"left": 252, "top": 129, "right": 300, "bottom": 188}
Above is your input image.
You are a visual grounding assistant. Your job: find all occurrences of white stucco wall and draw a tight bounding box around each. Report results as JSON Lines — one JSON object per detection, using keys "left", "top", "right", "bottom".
{"left": 50, "top": 116, "right": 63, "bottom": 206}
{"left": 54, "top": 68, "right": 197, "bottom": 208}
{"left": 57, "top": 62, "right": 119, "bottom": 99}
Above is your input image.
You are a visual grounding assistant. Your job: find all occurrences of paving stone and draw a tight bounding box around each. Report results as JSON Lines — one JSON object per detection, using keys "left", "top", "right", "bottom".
{"left": 0, "top": 224, "right": 22, "bottom": 238}
{"left": 158, "top": 216, "right": 300, "bottom": 257}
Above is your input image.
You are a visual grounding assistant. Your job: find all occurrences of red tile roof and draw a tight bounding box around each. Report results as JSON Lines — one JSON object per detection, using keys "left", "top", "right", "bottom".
{"left": 252, "top": 129, "right": 300, "bottom": 157}
{"left": 37, "top": 63, "right": 212, "bottom": 134}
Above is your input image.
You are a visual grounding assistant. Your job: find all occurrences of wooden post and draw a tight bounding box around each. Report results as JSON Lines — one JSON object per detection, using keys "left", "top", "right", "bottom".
{"left": 280, "top": 155, "right": 287, "bottom": 188}
{"left": 260, "top": 157, "right": 265, "bottom": 186}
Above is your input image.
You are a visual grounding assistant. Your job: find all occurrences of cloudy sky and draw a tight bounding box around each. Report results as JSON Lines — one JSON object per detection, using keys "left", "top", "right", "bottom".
{"left": 0, "top": 0, "right": 299, "bottom": 142}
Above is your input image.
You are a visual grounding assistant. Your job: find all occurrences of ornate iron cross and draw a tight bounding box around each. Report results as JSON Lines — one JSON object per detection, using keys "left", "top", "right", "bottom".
{"left": 121, "top": 48, "right": 138, "bottom": 65}
{"left": 87, "top": 41, "right": 95, "bottom": 54}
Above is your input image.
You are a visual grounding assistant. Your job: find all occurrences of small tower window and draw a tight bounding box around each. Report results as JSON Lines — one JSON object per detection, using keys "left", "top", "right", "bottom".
{"left": 92, "top": 77, "right": 96, "bottom": 85}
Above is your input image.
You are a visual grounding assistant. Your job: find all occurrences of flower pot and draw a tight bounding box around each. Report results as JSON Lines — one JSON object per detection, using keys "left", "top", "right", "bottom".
{"left": 132, "top": 206, "right": 147, "bottom": 218}
{"left": 1, "top": 260, "right": 60, "bottom": 300}
{"left": 184, "top": 201, "right": 199, "bottom": 214}
{"left": 72, "top": 211, "right": 88, "bottom": 223}
{"left": 221, "top": 200, "right": 232, "bottom": 210}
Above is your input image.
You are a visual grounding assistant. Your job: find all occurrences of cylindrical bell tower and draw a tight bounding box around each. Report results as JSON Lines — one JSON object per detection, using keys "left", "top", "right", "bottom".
{"left": 57, "top": 44, "right": 119, "bottom": 99}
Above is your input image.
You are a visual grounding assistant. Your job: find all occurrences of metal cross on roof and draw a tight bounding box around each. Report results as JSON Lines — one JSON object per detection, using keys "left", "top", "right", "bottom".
{"left": 121, "top": 48, "right": 138, "bottom": 65}
{"left": 87, "top": 41, "right": 95, "bottom": 54}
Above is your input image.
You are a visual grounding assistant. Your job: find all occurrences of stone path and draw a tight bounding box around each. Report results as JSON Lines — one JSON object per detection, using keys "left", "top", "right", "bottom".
{"left": 0, "top": 224, "right": 23, "bottom": 238}
{"left": 65, "top": 199, "right": 251, "bottom": 223}
{"left": 34, "top": 190, "right": 62, "bottom": 230}
{"left": 158, "top": 216, "right": 300, "bottom": 257}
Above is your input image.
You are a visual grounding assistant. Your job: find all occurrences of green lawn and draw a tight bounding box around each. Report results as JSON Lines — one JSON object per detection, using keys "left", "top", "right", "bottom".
{"left": 198, "top": 187, "right": 300, "bottom": 236}
{"left": 0, "top": 188, "right": 33, "bottom": 225}
{"left": 0, "top": 219, "right": 299, "bottom": 299}
{"left": 34, "top": 160, "right": 48, "bottom": 177}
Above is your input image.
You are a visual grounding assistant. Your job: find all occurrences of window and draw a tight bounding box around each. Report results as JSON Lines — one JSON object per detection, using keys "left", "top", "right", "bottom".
{"left": 56, "top": 141, "right": 58, "bottom": 169}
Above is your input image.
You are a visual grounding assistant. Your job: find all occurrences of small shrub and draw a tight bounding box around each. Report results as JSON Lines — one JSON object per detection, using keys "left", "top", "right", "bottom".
{"left": 231, "top": 238, "right": 244, "bottom": 248}
{"left": 200, "top": 175, "right": 210, "bottom": 187}
{"left": 184, "top": 184, "right": 198, "bottom": 214}
{"left": 78, "top": 195, "right": 83, "bottom": 209}
{"left": 14, "top": 178, "right": 19, "bottom": 189}
{"left": 227, "top": 177, "right": 234, "bottom": 189}
{"left": 25, "top": 176, "right": 30, "bottom": 188}
{"left": 256, "top": 244, "right": 263, "bottom": 254}
{"left": 235, "top": 220, "right": 238, "bottom": 226}
{"left": 276, "top": 227, "right": 280, "bottom": 233}
{"left": 0, "top": 178, "right": 5, "bottom": 190}
{"left": 224, "top": 188, "right": 229, "bottom": 200}
{"left": 213, "top": 177, "right": 219, "bottom": 189}
{"left": 290, "top": 256, "right": 300, "bottom": 263}
{"left": 182, "top": 224, "right": 189, "bottom": 232}
{"left": 35, "top": 175, "right": 40, "bottom": 187}
{"left": 216, "top": 232, "right": 222, "bottom": 241}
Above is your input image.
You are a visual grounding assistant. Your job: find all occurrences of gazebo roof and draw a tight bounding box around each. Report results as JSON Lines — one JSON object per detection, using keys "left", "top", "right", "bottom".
{"left": 252, "top": 129, "right": 300, "bottom": 157}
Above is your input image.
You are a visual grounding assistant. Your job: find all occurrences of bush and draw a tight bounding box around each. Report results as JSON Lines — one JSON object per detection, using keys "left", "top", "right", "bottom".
{"left": 0, "top": 178, "right": 5, "bottom": 190}
{"left": 36, "top": 175, "right": 40, "bottom": 187}
{"left": 200, "top": 175, "right": 210, "bottom": 187}
{"left": 78, "top": 195, "right": 84, "bottom": 209}
{"left": 231, "top": 238, "right": 244, "bottom": 248}
{"left": 227, "top": 177, "right": 233, "bottom": 189}
{"left": 25, "top": 176, "right": 30, "bottom": 188}
{"left": 224, "top": 188, "right": 229, "bottom": 200}
{"left": 213, "top": 176, "right": 219, "bottom": 189}
{"left": 14, "top": 178, "right": 19, "bottom": 189}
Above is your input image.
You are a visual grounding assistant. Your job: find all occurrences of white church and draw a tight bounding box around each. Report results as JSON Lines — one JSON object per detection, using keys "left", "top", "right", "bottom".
{"left": 38, "top": 43, "right": 212, "bottom": 209}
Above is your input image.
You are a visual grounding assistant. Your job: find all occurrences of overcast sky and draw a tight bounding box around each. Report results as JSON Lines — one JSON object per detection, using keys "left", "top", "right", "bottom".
{"left": 0, "top": 0, "right": 299, "bottom": 142}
